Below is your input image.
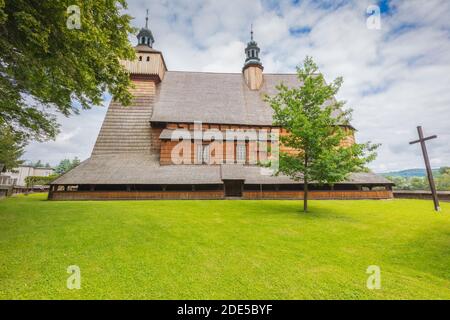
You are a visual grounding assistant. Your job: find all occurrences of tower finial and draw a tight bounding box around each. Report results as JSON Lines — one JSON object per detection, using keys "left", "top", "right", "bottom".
{"left": 244, "top": 24, "right": 262, "bottom": 69}
{"left": 137, "top": 9, "right": 155, "bottom": 48}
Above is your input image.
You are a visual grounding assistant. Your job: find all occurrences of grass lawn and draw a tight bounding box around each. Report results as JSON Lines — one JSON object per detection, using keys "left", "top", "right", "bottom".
{"left": 1, "top": 193, "right": 450, "bottom": 300}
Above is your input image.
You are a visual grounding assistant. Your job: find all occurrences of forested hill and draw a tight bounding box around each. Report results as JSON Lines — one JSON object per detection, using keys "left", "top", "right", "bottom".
{"left": 380, "top": 168, "right": 441, "bottom": 177}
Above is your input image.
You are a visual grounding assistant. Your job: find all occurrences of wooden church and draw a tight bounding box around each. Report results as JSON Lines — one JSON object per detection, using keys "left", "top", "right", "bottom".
{"left": 49, "top": 19, "right": 393, "bottom": 200}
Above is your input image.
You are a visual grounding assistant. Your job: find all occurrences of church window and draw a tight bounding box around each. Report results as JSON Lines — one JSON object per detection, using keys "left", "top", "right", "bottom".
{"left": 236, "top": 144, "right": 246, "bottom": 163}
{"left": 203, "top": 145, "right": 210, "bottom": 164}
{"left": 196, "top": 144, "right": 211, "bottom": 164}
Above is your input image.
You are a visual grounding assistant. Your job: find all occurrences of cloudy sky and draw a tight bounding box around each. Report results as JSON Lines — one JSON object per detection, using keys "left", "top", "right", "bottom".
{"left": 24, "top": 0, "right": 450, "bottom": 172}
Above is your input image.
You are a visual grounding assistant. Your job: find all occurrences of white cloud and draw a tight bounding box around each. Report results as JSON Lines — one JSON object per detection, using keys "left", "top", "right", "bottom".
{"left": 25, "top": 0, "right": 450, "bottom": 171}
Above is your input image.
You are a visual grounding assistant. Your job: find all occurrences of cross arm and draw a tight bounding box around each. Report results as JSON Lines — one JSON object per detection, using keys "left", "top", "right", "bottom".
{"left": 409, "top": 135, "right": 437, "bottom": 145}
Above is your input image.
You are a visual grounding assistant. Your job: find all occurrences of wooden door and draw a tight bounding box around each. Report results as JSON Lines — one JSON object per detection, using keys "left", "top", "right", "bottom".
{"left": 224, "top": 180, "right": 243, "bottom": 197}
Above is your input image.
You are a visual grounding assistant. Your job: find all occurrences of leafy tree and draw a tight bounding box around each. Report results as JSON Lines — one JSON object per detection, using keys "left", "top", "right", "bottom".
{"left": 25, "top": 174, "right": 59, "bottom": 188}
{"left": 437, "top": 172, "right": 450, "bottom": 191}
{"left": 34, "top": 160, "right": 43, "bottom": 168}
{"left": 0, "top": 122, "right": 25, "bottom": 170}
{"left": 0, "top": 0, "right": 135, "bottom": 141}
{"left": 410, "top": 177, "right": 427, "bottom": 190}
{"left": 439, "top": 167, "right": 450, "bottom": 175}
{"left": 385, "top": 176, "right": 410, "bottom": 190}
{"left": 265, "top": 57, "right": 379, "bottom": 212}
{"left": 55, "top": 157, "right": 80, "bottom": 175}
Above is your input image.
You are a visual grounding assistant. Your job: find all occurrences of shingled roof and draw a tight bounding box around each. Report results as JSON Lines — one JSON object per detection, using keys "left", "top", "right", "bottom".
{"left": 52, "top": 154, "right": 392, "bottom": 186}
{"left": 151, "top": 71, "right": 343, "bottom": 126}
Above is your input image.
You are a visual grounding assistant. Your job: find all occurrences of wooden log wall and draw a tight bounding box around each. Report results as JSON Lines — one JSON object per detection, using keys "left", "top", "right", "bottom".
{"left": 49, "top": 190, "right": 393, "bottom": 201}
{"left": 243, "top": 190, "right": 393, "bottom": 200}
{"left": 159, "top": 124, "right": 356, "bottom": 165}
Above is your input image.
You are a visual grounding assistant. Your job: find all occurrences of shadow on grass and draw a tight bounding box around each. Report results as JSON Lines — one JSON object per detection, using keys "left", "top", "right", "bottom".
{"left": 242, "top": 200, "right": 357, "bottom": 222}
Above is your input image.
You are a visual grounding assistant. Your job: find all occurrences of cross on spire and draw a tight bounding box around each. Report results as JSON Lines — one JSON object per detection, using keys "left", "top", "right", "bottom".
{"left": 244, "top": 24, "right": 262, "bottom": 69}
{"left": 137, "top": 10, "right": 155, "bottom": 48}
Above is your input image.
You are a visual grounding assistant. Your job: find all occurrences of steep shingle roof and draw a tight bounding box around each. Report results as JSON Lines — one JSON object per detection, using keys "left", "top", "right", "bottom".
{"left": 151, "top": 71, "right": 343, "bottom": 126}
{"left": 52, "top": 156, "right": 391, "bottom": 186}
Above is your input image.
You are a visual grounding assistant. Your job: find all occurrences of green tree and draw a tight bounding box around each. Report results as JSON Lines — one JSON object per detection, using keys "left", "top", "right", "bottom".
{"left": 34, "top": 160, "right": 43, "bottom": 168}
{"left": 0, "top": 0, "right": 135, "bottom": 141}
{"left": 25, "top": 174, "right": 58, "bottom": 188}
{"left": 436, "top": 171, "right": 450, "bottom": 191}
{"left": 55, "top": 157, "right": 80, "bottom": 175}
{"left": 386, "top": 176, "right": 410, "bottom": 190}
{"left": 0, "top": 122, "right": 25, "bottom": 170}
{"left": 410, "top": 177, "right": 427, "bottom": 190}
{"left": 265, "top": 57, "right": 378, "bottom": 212}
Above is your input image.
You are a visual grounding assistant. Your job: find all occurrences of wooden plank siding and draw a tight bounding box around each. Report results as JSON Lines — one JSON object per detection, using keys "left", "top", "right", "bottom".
{"left": 50, "top": 190, "right": 224, "bottom": 201}
{"left": 159, "top": 124, "right": 356, "bottom": 165}
{"left": 243, "top": 190, "right": 393, "bottom": 200}
{"left": 49, "top": 190, "right": 393, "bottom": 201}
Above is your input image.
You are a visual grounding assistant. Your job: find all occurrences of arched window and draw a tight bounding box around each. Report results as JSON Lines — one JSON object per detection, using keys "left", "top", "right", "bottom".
{"left": 146, "top": 56, "right": 150, "bottom": 62}
{"left": 139, "top": 56, "right": 142, "bottom": 61}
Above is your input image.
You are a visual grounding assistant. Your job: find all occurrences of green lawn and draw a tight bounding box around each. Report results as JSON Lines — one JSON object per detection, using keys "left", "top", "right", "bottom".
{"left": 1, "top": 194, "right": 450, "bottom": 300}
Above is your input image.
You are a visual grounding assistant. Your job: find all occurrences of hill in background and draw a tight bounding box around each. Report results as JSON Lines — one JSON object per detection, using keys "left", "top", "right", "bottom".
{"left": 380, "top": 168, "right": 441, "bottom": 178}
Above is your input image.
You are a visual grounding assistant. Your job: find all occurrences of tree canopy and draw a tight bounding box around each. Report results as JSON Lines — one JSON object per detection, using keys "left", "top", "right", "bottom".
{"left": 265, "top": 56, "right": 379, "bottom": 212}
{"left": 0, "top": 121, "right": 25, "bottom": 170}
{"left": 0, "top": 0, "right": 135, "bottom": 141}
{"left": 55, "top": 157, "right": 80, "bottom": 175}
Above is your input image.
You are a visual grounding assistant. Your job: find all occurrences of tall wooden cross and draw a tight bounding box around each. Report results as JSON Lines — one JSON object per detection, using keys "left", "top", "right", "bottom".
{"left": 409, "top": 126, "right": 440, "bottom": 212}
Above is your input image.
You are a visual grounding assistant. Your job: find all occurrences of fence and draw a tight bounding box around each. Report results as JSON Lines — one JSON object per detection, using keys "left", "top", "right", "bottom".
{"left": 393, "top": 190, "right": 450, "bottom": 202}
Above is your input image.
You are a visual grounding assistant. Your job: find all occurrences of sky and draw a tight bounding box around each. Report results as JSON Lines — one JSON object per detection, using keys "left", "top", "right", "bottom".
{"left": 24, "top": 0, "right": 450, "bottom": 173}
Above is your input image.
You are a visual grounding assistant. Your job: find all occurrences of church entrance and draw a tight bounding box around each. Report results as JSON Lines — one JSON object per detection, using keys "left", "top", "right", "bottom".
{"left": 223, "top": 180, "right": 244, "bottom": 198}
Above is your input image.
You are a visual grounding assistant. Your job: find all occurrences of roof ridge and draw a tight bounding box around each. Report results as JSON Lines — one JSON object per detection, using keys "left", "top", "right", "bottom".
{"left": 165, "top": 70, "right": 299, "bottom": 76}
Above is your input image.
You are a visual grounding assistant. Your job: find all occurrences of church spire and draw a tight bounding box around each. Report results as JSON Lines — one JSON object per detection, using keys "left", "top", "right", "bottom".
{"left": 244, "top": 25, "right": 262, "bottom": 69}
{"left": 137, "top": 10, "right": 154, "bottom": 48}
{"left": 243, "top": 25, "right": 264, "bottom": 90}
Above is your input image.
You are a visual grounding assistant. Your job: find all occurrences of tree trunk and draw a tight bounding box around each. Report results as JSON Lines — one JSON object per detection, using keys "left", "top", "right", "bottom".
{"left": 303, "top": 176, "right": 308, "bottom": 212}
{"left": 303, "top": 155, "right": 308, "bottom": 212}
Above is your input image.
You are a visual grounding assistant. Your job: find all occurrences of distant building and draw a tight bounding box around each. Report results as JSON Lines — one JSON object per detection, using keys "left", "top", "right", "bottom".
{"left": 3, "top": 166, "right": 54, "bottom": 188}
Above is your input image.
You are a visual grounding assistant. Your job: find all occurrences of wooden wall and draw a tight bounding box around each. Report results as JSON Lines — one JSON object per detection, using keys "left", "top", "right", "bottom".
{"left": 50, "top": 190, "right": 224, "bottom": 201}
{"left": 121, "top": 51, "right": 166, "bottom": 81}
{"left": 49, "top": 189, "right": 393, "bottom": 201}
{"left": 243, "top": 190, "right": 393, "bottom": 200}
{"left": 159, "top": 123, "right": 355, "bottom": 165}
{"left": 243, "top": 65, "right": 264, "bottom": 90}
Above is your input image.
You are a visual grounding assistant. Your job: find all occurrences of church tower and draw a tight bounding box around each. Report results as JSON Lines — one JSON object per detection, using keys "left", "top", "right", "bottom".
{"left": 243, "top": 26, "right": 264, "bottom": 90}
{"left": 91, "top": 12, "right": 167, "bottom": 158}
{"left": 121, "top": 10, "right": 167, "bottom": 83}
